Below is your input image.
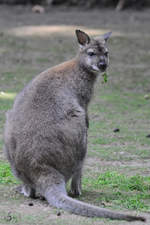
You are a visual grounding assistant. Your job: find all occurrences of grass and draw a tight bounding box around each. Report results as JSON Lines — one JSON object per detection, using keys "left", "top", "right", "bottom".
{"left": 88, "top": 89, "right": 150, "bottom": 161}
{"left": 1, "top": 158, "right": 150, "bottom": 212}
{"left": 0, "top": 211, "right": 20, "bottom": 224}
{"left": 0, "top": 161, "right": 18, "bottom": 184}
{"left": 82, "top": 171, "right": 150, "bottom": 211}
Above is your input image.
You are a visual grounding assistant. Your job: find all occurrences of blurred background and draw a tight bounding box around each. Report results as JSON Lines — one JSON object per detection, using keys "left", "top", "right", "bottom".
{"left": 0, "top": 0, "right": 150, "bottom": 10}
{"left": 0, "top": 1, "right": 150, "bottom": 225}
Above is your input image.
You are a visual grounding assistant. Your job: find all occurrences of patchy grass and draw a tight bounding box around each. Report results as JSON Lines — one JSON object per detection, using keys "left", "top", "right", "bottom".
{"left": 81, "top": 171, "right": 150, "bottom": 211}
{"left": 0, "top": 211, "right": 20, "bottom": 224}
{"left": 88, "top": 89, "right": 150, "bottom": 161}
{"left": 0, "top": 161, "right": 18, "bottom": 184}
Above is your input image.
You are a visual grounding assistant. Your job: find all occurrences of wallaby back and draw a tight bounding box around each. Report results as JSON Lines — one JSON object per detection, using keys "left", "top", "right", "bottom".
{"left": 3, "top": 30, "right": 145, "bottom": 222}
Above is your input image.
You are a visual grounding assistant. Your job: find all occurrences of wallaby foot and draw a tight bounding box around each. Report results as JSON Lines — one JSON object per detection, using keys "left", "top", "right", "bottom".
{"left": 70, "top": 169, "right": 82, "bottom": 197}
{"left": 16, "top": 184, "right": 36, "bottom": 198}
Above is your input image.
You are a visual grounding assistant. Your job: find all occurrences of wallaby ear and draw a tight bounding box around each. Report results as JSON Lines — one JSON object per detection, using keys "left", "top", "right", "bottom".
{"left": 102, "top": 31, "right": 112, "bottom": 42}
{"left": 75, "top": 30, "right": 90, "bottom": 47}
{"left": 94, "top": 31, "right": 112, "bottom": 44}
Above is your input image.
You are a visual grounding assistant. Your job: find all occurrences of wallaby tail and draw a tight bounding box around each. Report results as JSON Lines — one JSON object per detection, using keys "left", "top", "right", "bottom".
{"left": 42, "top": 179, "right": 146, "bottom": 222}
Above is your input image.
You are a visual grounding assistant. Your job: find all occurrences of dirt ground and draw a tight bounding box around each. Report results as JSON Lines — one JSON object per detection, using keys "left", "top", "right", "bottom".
{"left": 0, "top": 5, "right": 150, "bottom": 225}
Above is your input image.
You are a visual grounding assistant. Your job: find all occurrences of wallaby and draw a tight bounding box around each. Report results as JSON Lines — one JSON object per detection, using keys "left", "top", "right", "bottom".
{"left": 3, "top": 30, "right": 145, "bottom": 222}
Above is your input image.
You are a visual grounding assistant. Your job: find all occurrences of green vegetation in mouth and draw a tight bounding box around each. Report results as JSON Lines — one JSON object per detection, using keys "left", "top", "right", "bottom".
{"left": 103, "top": 72, "right": 108, "bottom": 83}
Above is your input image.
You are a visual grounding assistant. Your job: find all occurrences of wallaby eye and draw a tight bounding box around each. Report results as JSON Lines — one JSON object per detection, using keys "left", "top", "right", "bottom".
{"left": 87, "top": 48, "right": 96, "bottom": 57}
{"left": 87, "top": 51, "right": 95, "bottom": 56}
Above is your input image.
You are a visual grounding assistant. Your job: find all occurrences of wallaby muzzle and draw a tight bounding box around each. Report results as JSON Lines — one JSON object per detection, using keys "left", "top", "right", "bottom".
{"left": 97, "top": 61, "right": 107, "bottom": 72}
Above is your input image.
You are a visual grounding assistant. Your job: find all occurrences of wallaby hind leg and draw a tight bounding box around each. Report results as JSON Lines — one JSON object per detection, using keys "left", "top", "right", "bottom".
{"left": 70, "top": 168, "right": 82, "bottom": 197}
{"left": 16, "top": 184, "right": 36, "bottom": 199}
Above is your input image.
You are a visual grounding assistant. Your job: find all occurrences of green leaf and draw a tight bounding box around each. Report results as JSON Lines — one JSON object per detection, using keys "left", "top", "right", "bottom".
{"left": 103, "top": 72, "right": 108, "bottom": 83}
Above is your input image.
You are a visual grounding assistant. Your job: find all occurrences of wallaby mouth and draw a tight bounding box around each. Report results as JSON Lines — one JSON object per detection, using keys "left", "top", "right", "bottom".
{"left": 91, "top": 64, "right": 107, "bottom": 73}
{"left": 98, "top": 62, "right": 107, "bottom": 72}
{"left": 91, "top": 65, "right": 100, "bottom": 72}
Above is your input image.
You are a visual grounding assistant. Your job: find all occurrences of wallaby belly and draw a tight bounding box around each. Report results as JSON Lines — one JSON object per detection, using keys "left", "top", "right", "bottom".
{"left": 4, "top": 92, "right": 87, "bottom": 183}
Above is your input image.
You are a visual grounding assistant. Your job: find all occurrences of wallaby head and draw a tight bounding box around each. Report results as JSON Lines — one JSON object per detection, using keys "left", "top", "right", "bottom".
{"left": 76, "top": 29, "right": 111, "bottom": 73}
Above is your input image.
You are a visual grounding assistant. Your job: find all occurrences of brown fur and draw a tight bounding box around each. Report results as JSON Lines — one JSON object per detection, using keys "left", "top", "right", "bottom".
{"left": 3, "top": 30, "right": 145, "bottom": 222}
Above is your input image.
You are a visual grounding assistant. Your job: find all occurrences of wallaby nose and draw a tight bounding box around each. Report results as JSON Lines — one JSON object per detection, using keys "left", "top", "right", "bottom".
{"left": 98, "top": 62, "right": 107, "bottom": 72}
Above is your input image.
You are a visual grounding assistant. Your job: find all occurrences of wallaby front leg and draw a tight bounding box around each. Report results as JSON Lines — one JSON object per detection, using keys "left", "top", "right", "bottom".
{"left": 70, "top": 168, "right": 82, "bottom": 197}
